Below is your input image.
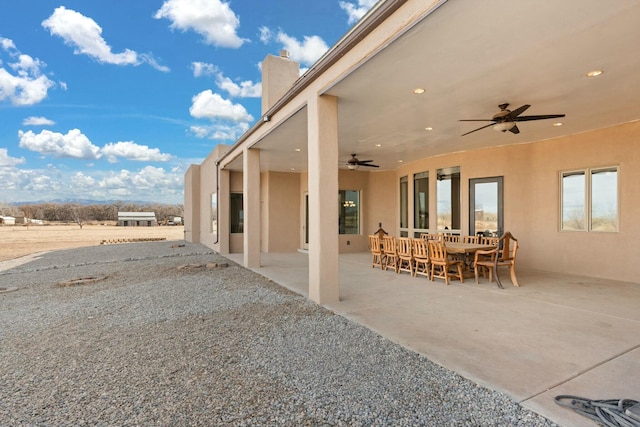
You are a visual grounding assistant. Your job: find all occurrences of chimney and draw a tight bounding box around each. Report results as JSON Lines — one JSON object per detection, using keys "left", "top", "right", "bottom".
{"left": 261, "top": 51, "right": 299, "bottom": 115}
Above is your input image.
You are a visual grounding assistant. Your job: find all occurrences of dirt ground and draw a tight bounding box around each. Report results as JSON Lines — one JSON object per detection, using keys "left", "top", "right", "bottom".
{"left": 0, "top": 224, "right": 185, "bottom": 262}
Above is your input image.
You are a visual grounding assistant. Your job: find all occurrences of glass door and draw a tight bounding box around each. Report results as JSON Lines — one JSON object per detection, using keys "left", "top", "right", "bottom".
{"left": 469, "top": 177, "right": 503, "bottom": 237}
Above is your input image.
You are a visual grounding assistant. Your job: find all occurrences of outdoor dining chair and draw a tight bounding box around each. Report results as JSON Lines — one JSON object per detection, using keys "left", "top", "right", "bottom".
{"left": 382, "top": 236, "right": 399, "bottom": 273}
{"left": 397, "top": 237, "right": 414, "bottom": 276}
{"left": 412, "top": 238, "right": 430, "bottom": 278}
{"left": 428, "top": 240, "right": 464, "bottom": 285}
{"left": 473, "top": 231, "right": 519, "bottom": 288}
{"left": 368, "top": 235, "right": 385, "bottom": 269}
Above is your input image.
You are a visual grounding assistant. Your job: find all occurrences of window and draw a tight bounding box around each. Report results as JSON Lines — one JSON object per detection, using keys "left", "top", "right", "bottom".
{"left": 339, "top": 190, "right": 360, "bottom": 234}
{"left": 400, "top": 176, "right": 408, "bottom": 229}
{"left": 436, "top": 166, "right": 461, "bottom": 231}
{"left": 561, "top": 167, "right": 618, "bottom": 232}
{"left": 414, "top": 171, "right": 429, "bottom": 230}
{"left": 230, "top": 193, "right": 243, "bottom": 233}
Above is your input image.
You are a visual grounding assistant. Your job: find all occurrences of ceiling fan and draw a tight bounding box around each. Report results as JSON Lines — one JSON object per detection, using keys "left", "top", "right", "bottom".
{"left": 460, "top": 103, "right": 565, "bottom": 136}
{"left": 346, "top": 153, "right": 379, "bottom": 170}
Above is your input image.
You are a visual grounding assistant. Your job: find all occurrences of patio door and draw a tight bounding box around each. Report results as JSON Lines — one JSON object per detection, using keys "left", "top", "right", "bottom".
{"left": 469, "top": 177, "right": 503, "bottom": 237}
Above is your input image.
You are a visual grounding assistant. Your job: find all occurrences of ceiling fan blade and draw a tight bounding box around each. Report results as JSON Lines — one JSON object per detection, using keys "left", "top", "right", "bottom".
{"left": 360, "top": 163, "right": 379, "bottom": 167}
{"left": 509, "top": 124, "right": 520, "bottom": 134}
{"left": 514, "top": 114, "right": 566, "bottom": 122}
{"left": 506, "top": 104, "right": 530, "bottom": 120}
{"left": 461, "top": 122, "right": 495, "bottom": 136}
{"left": 357, "top": 159, "right": 374, "bottom": 163}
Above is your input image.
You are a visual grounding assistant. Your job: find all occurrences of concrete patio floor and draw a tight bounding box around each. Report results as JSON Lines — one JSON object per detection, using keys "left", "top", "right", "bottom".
{"left": 226, "top": 251, "right": 640, "bottom": 427}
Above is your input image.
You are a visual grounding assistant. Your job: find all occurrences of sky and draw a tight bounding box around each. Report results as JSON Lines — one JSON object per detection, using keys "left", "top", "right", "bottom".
{"left": 0, "top": 0, "right": 377, "bottom": 205}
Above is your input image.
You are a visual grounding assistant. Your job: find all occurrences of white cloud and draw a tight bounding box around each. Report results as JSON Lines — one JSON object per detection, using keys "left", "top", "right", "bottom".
{"left": 18, "top": 129, "right": 102, "bottom": 160}
{"left": 276, "top": 32, "right": 329, "bottom": 66}
{"left": 189, "top": 90, "right": 253, "bottom": 122}
{"left": 259, "top": 26, "right": 273, "bottom": 44}
{"left": 189, "top": 122, "right": 249, "bottom": 141}
{"left": 339, "top": 0, "right": 377, "bottom": 25}
{"left": 0, "top": 159, "right": 185, "bottom": 204}
{"left": 42, "top": 7, "right": 167, "bottom": 71}
{"left": 192, "top": 61, "right": 217, "bottom": 77}
{"left": 155, "top": 0, "right": 247, "bottom": 48}
{"left": 101, "top": 141, "right": 173, "bottom": 163}
{"left": 71, "top": 171, "right": 96, "bottom": 188}
{"left": 0, "top": 37, "right": 55, "bottom": 106}
{"left": 23, "top": 116, "right": 56, "bottom": 126}
{"left": 42, "top": 7, "right": 138, "bottom": 65}
{"left": 0, "top": 148, "right": 25, "bottom": 167}
{"left": 216, "top": 73, "right": 261, "bottom": 98}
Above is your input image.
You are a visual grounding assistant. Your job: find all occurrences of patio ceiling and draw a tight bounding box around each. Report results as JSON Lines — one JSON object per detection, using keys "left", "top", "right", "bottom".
{"left": 229, "top": 0, "right": 640, "bottom": 172}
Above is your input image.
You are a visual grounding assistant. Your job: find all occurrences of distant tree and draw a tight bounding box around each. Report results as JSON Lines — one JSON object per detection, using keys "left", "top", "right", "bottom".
{"left": 70, "top": 205, "right": 85, "bottom": 229}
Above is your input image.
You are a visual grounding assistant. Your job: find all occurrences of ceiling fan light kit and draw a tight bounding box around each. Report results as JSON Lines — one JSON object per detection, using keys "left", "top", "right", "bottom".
{"left": 460, "top": 103, "right": 565, "bottom": 136}
{"left": 346, "top": 153, "right": 380, "bottom": 169}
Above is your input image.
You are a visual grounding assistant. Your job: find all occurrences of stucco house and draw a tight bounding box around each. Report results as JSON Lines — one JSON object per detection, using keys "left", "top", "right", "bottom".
{"left": 184, "top": 0, "right": 640, "bottom": 305}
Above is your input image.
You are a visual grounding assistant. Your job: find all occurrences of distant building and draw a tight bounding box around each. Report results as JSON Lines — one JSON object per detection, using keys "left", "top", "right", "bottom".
{"left": 117, "top": 212, "right": 157, "bottom": 227}
{"left": 0, "top": 216, "right": 16, "bottom": 225}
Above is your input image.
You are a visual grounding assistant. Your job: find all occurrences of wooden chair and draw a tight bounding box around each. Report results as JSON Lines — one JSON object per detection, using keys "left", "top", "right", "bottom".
{"left": 368, "top": 235, "right": 385, "bottom": 269}
{"left": 473, "top": 232, "right": 519, "bottom": 288}
{"left": 382, "top": 236, "right": 399, "bottom": 273}
{"left": 428, "top": 240, "right": 464, "bottom": 285}
{"left": 440, "top": 234, "right": 460, "bottom": 243}
{"left": 397, "top": 237, "right": 414, "bottom": 275}
{"left": 463, "top": 235, "right": 480, "bottom": 244}
{"left": 480, "top": 236, "right": 499, "bottom": 246}
{"left": 420, "top": 233, "right": 439, "bottom": 241}
{"left": 412, "top": 238, "right": 430, "bottom": 278}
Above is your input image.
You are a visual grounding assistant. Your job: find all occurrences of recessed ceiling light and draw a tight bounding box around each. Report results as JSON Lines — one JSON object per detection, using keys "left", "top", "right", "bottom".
{"left": 294, "top": 148, "right": 301, "bottom": 152}
{"left": 553, "top": 122, "right": 563, "bottom": 127}
{"left": 398, "top": 160, "right": 403, "bottom": 163}
{"left": 586, "top": 70, "right": 603, "bottom": 77}
{"left": 413, "top": 88, "right": 425, "bottom": 94}
{"left": 424, "top": 127, "right": 433, "bottom": 131}
{"left": 375, "top": 144, "right": 382, "bottom": 147}
{"left": 290, "top": 168, "right": 296, "bottom": 171}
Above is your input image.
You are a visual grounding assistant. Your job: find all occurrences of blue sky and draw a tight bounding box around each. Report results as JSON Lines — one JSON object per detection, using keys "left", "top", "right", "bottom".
{"left": 0, "top": 0, "right": 375, "bottom": 205}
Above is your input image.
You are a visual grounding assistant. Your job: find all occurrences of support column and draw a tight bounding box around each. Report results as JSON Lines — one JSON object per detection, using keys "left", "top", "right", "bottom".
{"left": 243, "top": 147, "right": 261, "bottom": 268}
{"left": 307, "top": 94, "right": 339, "bottom": 304}
{"left": 218, "top": 168, "right": 230, "bottom": 254}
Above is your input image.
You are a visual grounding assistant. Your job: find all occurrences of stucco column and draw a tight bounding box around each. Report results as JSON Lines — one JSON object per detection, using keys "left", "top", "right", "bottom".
{"left": 243, "top": 147, "right": 261, "bottom": 268}
{"left": 307, "top": 94, "right": 340, "bottom": 304}
{"left": 218, "top": 167, "right": 230, "bottom": 255}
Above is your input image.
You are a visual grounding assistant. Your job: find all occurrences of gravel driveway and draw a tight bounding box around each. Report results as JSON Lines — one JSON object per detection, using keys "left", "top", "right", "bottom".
{"left": 0, "top": 241, "right": 557, "bottom": 426}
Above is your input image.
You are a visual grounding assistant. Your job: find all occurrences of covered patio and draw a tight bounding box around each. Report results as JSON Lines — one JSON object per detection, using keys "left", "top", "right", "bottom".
{"left": 226, "top": 251, "right": 640, "bottom": 427}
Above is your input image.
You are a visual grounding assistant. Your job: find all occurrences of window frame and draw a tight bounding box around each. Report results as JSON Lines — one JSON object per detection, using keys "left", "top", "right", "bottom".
{"left": 560, "top": 166, "right": 619, "bottom": 233}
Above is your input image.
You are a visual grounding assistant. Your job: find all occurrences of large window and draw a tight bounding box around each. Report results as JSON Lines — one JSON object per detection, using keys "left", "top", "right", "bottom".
{"left": 230, "top": 193, "right": 243, "bottom": 233}
{"left": 561, "top": 167, "right": 618, "bottom": 232}
{"left": 339, "top": 190, "right": 360, "bottom": 234}
{"left": 436, "top": 166, "right": 461, "bottom": 231}
{"left": 414, "top": 171, "right": 429, "bottom": 230}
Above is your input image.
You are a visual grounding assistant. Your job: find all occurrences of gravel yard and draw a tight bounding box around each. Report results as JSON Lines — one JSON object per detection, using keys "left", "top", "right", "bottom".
{"left": 0, "top": 241, "right": 556, "bottom": 426}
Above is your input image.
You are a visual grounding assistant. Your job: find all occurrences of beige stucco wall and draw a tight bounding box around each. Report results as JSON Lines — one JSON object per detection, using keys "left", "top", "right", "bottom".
{"left": 263, "top": 171, "right": 301, "bottom": 252}
{"left": 183, "top": 164, "right": 200, "bottom": 243}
